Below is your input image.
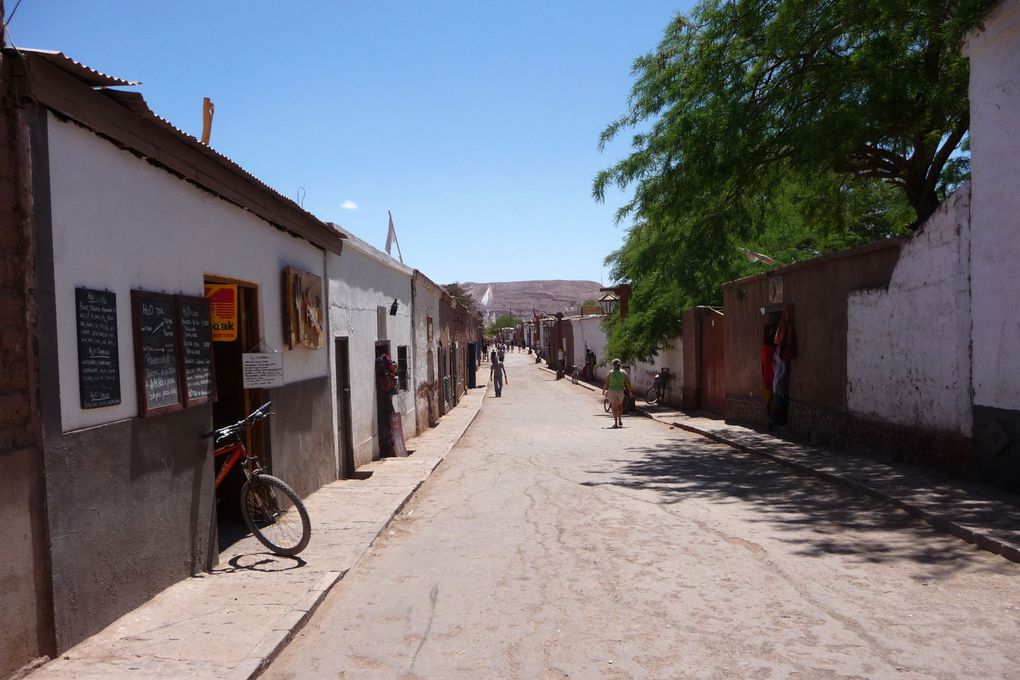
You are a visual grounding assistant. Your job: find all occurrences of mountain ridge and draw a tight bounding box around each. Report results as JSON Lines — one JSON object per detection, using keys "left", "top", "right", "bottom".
{"left": 454, "top": 280, "right": 603, "bottom": 318}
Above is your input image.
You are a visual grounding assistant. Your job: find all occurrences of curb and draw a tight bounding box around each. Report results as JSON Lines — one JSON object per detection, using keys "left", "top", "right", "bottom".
{"left": 652, "top": 414, "right": 1020, "bottom": 565}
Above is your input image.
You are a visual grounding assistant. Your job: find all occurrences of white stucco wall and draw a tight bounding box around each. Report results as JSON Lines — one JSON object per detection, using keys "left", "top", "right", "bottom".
{"left": 47, "top": 116, "right": 328, "bottom": 432}
{"left": 327, "top": 236, "right": 413, "bottom": 466}
{"left": 846, "top": 186, "right": 972, "bottom": 435}
{"left": 568, "top": 316, "right": 683, "bottom": 401}
{"left": 964, "top": 0, "right": 1020, "bottom": 412}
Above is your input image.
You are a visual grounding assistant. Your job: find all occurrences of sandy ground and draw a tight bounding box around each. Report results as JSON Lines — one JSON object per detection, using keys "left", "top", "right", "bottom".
{"left": 265, "top": 353, "right": 1020, "bottom": 679}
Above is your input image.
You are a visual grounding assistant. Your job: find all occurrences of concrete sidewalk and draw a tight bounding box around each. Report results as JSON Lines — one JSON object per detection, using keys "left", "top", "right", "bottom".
{"left": 25, "top": 375, "right": 491, "bottom": 680}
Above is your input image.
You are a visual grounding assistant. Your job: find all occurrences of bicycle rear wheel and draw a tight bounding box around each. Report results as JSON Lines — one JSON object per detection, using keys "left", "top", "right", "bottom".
{"left": 645, "top": 386, "right": 659, "bottom": 404}
{"left": 240, "top": 474, "right": 311, "bottom": 556}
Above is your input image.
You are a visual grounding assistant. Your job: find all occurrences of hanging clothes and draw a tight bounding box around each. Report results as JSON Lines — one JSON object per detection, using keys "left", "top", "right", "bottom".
{"left": 769, "top": 306, "right": 795, "bottom": 426}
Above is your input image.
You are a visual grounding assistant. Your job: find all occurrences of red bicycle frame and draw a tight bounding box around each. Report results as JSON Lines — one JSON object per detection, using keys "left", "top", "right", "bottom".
{"left": 213, "top": 440, "right": 248, "bottom": 490}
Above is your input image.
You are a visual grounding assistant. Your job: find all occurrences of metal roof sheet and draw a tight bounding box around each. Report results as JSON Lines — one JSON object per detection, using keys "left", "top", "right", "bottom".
{"left": 17, "top": 48, "right": 141, "bottom": 87}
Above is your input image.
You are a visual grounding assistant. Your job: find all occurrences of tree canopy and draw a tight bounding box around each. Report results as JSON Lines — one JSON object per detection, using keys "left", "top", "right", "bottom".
{"left": 594, "top": 0, "right": 994, "bottom": 361}
{"left": 485, "top": 315, "right": 519, "bottom": 337}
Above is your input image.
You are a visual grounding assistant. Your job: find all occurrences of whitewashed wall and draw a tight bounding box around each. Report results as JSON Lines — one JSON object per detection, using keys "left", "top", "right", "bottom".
{"left": 846, "top": 186, "right": 973, "bottom": 435}
{"left": 47, "top": 116, "right": 328, "bottom": 432}
{"left": 567, "top": 315, "right": 683, "bottom": 402}
{"left": 628, "top": 344, "right": 683, "bottom": 400}
{"left": 327, "top": 236, "right": 413, "bottom": 467}
{"left": 964, "top": 0, "right": 1020, "bottom": 413}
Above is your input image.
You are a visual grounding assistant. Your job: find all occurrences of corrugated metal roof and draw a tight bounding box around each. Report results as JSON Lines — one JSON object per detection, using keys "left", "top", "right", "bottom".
{"left": 18, "top": 48, "right": 141, "bottom": 87}
{"left": 20, "top": 48, "right": 349, "bottom": 244}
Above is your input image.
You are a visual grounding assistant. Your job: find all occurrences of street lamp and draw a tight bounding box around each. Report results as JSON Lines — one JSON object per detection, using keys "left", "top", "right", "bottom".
{"left": 597, "top": 291, "right": 620, "bottom": 316}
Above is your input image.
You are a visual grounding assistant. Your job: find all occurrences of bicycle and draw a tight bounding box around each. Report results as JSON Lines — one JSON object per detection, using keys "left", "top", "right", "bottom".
{"left": 645, "top": 367, "right": 671, "bottom": 405}
{"left": 202, "top": 401, "right": 311, "bottom": 556}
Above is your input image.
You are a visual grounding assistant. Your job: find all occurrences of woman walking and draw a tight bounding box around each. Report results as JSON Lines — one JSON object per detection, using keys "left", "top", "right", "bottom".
{"left": 601, "top": 358, "right": 633, "bottom": 428}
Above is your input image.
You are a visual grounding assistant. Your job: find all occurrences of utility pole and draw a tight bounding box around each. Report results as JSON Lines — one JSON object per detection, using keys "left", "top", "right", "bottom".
{"left": 1, "top": 0, "right": 7, "bottom": 48}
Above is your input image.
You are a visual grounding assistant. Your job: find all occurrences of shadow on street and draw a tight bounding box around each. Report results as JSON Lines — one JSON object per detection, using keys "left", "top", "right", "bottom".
{"left": 582, "top": 434, "right": 1003, "bottom": 579}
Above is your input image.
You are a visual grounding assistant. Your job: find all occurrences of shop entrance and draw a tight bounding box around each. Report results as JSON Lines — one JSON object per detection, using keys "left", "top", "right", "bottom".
{"left": 204, "top": 277, "right": 269, "bottom": 550}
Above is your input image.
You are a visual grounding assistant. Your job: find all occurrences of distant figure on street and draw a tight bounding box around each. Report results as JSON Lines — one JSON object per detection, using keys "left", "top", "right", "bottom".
{"left": 497, "top": 345, "right": 505, "bottom": 363}
{"left": 490, "top": 352, "right": 508, "bottom": 397}
{"left": 602, "top": 358, "right": 633, "bottom": 428}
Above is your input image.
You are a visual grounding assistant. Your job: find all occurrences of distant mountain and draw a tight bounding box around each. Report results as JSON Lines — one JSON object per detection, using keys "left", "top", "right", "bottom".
{"left": 455, "top": 280, "right": 603, "bottom": 319}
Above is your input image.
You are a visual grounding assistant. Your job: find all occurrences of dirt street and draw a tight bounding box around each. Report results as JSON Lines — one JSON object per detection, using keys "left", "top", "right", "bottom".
{"left": 264, "top": 352, "right": 1020, "bottom": 679}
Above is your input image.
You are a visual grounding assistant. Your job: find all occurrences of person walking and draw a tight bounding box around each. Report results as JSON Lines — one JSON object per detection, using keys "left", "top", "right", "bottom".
{"left": 601, "top": 358, "right": 633, "bottom": 428}
{"left": 490, "top": 352, "right": 509, "bottom": 397}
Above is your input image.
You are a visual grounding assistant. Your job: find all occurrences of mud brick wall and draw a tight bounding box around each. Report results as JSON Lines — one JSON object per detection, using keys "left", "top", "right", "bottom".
{"left": 726, "top": 394, "right": 766, "bottom": 427}
{"left": 0, "top": 62, "right": 53, "bottom": 677}
{"left": 788, "top": 400, "right": 848, "bottom": 446}
{"left": 847, "top": 415, "right": 975, "bottom": 479}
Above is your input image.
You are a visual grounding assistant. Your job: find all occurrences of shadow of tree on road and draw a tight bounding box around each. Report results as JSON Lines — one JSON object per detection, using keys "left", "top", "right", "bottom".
{"left": 581, "top": 435, "right": 1007, "bottom": 579}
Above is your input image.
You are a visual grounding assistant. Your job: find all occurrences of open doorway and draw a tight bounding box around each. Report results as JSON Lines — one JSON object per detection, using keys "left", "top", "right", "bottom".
{"left": 335, "top": 337, "right": 355, "bottom": 477}
{"left": 204, "top": 276, "right": 269, "bottom": 551}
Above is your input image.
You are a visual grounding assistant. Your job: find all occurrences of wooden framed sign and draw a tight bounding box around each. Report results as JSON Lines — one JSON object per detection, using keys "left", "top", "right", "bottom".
{"left": 75, "top": 287, "right": 121, "bottom": 409}
{"left": 176, "top": 295, "right": 216, "bottom": 406}
{"left": 131, "top": 290, "right": 183, "bottom": 417}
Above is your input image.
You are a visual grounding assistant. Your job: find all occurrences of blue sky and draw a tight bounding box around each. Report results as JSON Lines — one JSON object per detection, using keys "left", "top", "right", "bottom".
{"left": 7, "top": 1, "right": 694, "bottom": 285}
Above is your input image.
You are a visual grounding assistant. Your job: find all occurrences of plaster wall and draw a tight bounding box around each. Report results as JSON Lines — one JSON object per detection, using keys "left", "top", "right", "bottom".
{"left": 46, "top": 116, "right": 329, "bottom": 433}
{"left": 724, "top": 242, "right": 902, "bottom": 410}
{"left": 847, "top": 185, "right": 972, "bottom": 435}
{"left": 965, "top": 0, "right": 1020, "bottom": 412}
{"left": 327, "top": 239, "right": 413, "bottom": 468}
{"left": 412, "top": 274, "right": 443, "bottom": 433}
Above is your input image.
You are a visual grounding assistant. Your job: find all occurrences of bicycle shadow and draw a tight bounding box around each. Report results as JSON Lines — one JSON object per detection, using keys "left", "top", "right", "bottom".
{"left": 211, "top": 552, "right": 307, "bottom": 574}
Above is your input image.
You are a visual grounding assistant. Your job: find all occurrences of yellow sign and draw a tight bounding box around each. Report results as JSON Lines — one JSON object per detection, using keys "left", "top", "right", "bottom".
{"left": 204, "top": 284, "right": 238, "bottom": 342}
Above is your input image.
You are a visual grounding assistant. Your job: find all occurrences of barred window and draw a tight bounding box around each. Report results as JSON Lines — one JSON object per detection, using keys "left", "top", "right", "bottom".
{"left": 397, "top": 346, "right": 409, "bottom": 391}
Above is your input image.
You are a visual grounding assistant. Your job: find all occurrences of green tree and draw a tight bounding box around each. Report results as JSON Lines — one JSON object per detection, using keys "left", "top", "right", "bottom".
{"left": 485, "top": 315, "right": 519, "bottom": 337}
{"left": 594, "top": 0, "right": 993, "bottom": 361}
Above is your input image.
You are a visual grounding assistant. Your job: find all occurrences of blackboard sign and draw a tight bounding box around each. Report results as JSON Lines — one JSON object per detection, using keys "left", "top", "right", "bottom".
{"left": 177, "top": 296, "right": 215, "bottom": 405}
{"left": 75, "top": 287, "right": 121, "bottom": 409}
{"left": 132, "top": 291, "right": 182, "bottom": 416}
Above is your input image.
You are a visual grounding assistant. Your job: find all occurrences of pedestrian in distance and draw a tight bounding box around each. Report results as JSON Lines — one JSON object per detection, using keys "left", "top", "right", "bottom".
{"left": 601, "top": 358, "right": 633, "bottom": 428}
{"left": 490, "top": 352, "right": 509, "bottom": 397}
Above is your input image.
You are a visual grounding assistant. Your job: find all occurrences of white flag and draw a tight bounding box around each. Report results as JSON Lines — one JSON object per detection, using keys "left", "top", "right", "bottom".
{"left": 385, "top": 211, "right": 403, "bottom": 263}
{"left": 480, "top": 285, "right": 493, "bottom": 307}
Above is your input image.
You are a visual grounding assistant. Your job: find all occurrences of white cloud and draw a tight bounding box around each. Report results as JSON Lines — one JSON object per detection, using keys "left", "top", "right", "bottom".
{"left": 340, "top": 200, "right": 359, "bottom": 210}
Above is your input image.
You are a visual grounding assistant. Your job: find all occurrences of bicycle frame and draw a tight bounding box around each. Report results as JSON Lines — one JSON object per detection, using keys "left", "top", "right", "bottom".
{"left": 213, "top": 439, "right": 256, "bottom": 489}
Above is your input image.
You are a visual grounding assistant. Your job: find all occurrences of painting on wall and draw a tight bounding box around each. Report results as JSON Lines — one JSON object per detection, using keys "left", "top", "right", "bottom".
{"left": 283, "top": 267, "right": 324, "bottom": 350}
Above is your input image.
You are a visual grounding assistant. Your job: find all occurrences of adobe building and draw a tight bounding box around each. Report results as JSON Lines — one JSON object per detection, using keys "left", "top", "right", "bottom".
{"left": 0, "top": 47, "right": 344, "bottom": 668}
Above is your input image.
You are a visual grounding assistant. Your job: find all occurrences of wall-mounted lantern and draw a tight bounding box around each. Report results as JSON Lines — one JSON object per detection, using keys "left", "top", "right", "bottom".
{"left": 597, "top": 291, "right": 619, "bottom": 316}
{"left": 598, "top": 284, "right": 631, "bottom": 319}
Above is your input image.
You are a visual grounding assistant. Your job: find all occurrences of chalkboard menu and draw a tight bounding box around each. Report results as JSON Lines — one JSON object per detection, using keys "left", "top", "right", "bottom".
{"left": 131, "top": 291, "right": 182, "bottom": 416}
{"left": 75, "top": 287, "right": 121, "bottom": 409}
{"left": 176, "top": 296, "right": 215, "bottom": 405}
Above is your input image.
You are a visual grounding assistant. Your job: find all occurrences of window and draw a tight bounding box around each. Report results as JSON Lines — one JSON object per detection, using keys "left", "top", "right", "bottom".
{"left": 397, "top": 345, "right": 409, "bottom": 391}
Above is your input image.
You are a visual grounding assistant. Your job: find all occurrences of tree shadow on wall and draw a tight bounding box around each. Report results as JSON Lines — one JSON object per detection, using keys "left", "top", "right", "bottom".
{"left": 581, "top": 436, "right": 1006, "bottom": 580}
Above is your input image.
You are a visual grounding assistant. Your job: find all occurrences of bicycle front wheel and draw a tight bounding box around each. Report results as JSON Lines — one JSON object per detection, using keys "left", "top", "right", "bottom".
{"left": 240, "top": 474, "right": 311, "bottom": 556}
{"left": 645, "top": 386, "right": 659, "bottom": 404}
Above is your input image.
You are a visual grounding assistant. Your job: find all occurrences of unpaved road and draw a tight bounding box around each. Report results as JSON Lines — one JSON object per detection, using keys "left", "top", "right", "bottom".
{"left": 265, "top": 353, "right": 1020, "bottom": 679}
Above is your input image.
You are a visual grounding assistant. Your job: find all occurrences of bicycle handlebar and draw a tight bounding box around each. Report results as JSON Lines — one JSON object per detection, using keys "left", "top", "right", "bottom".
{"left": 200, "top": 401, "right": 273, "bottom": 441}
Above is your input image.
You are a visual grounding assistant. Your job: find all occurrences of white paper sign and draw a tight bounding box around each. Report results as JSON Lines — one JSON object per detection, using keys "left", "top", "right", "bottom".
{"left": 242, "top": 353, "right": 284, "bottom": 388}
